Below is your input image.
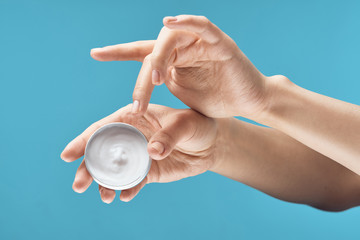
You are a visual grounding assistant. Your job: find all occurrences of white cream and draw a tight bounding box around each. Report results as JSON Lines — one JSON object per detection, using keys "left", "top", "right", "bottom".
{"left": 84, "top": 123, "right": 151, "bottom": 190}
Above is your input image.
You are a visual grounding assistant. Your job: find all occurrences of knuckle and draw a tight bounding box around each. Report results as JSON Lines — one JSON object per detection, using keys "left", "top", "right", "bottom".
{"left": 199, "top": 15, "right": 210, "bottom": 24}
{"left": 86, "top": 122, "right": 101, "bottom": 136}
{"left": 124, "top": 103, "right": 132, "bottom": 111}
{"left": 143, "top": 54, "right": 152, "bottom": 63}
{"left": 112, "top": 105, "right": 132, "bottom": 120}
{"left": 160, "top": 26, "right": 172, "bottom": 34}
{"left": 122, "top": 110, "right": 134, "bottom": 124}
{"left": 159, "top": 26, "right": 171, "bottom": 36}
{"left": 160, "top": 131, "right": 175, "bottom": 147}
{"left": 90, "top": 121, "right": 101, "bottom": 131}
{"left": 174, "top": 112, "right": 187, "bottom": 122}
{"left": 172, "top": 113, "right": 192, "bottom": 130}
{"left": 198, "top": 16, "right": 211, "bottom": 33}
{"left": 151, "top": 53, "right": 167, "bottom": 68}
{"left": 133, "top": 93, "right": 150, "bottom": 106}
{"left": 177, "top": 110, "right": 195, "bottom": 121}
{"left": 150, "top": 52, "right": 160, "bottom": 62}
{"left": 133, "top": 87, "right": 146, "bottom": 99}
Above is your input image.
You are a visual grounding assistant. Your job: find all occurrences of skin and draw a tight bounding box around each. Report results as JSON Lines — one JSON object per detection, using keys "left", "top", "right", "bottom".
{"left": 61, "top": 104, "right": 360, "bottom": 211}
{"left": 61, "top": 104, "right": 218, "bottom": 203}
{"left": 62, "top": 15, "right": 360, "bottom": 210}
{"left": 90, "top": 14, "right": 360, "bottom": 175}
{"left": 91, "top": 15, "right": 267, "bottom": 119}
{"left": 258, "top": 78, "right": 360, "bottom": 175}
{"left": 216, "top": 117, "right": 360, "bottom": 211}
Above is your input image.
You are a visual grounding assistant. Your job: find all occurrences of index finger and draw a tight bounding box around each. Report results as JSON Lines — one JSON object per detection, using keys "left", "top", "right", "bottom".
{"left": 90, "top": 40, "right": 155, "bottom": 62}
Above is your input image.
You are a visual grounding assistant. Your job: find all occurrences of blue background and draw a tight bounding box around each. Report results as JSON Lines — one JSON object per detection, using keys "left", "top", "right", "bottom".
{"left": 1, "top": 0, "right": 360, "bottom": 239}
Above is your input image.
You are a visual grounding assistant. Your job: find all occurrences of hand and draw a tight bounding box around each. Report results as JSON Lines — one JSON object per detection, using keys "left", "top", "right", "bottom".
{"left": 90, "top": 15, "right": 272, "bottom": 119}
{"left": 60, "top": 104, "right": 219, "bottom": 203}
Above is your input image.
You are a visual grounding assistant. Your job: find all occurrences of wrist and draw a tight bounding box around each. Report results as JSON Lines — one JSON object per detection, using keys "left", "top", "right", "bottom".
{"left": 209, "top": 117, "right": 235, "bottom": 174}
{"left": 254, "top": 74, "right": 296, "bottom": 126}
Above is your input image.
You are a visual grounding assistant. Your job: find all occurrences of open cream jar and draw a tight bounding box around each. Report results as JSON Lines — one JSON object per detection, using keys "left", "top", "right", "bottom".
{"left": 84, "top": 123, "right": 151, "bottom": 190}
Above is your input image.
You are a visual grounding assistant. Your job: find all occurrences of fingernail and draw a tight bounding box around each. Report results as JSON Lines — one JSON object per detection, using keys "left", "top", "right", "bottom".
{"left": 73, "top": 181, "right": 82, "bottom": 193}
{"left": 61, "top": 142, "right": 73, "bottom": 161}
{"left": 164, "top": 17, "right": 177, "bottom": 23}
{"left": 91, "top": 48, "right": 102, "bottom": 52}
{"left": 121, "top": 197, "right": 130, "bottom": 203}
{"left": 64, "top": 140, "right": 74, "bottom": 151}
{"left": 152, "top": 69, "right": 160, "bottom": 85}
{"left": 60, "top": 152, "right": 68, "bottom": 162}
{"left": 151, "top": 142, "right": 165, "bottom": 155}
{"left": 132, "top": 100, "right": 140, "bottom": 113}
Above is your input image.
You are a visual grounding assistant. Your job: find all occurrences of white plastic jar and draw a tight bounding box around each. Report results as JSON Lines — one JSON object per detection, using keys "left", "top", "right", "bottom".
{"left": 84, "top": 123, "right": 151, "bottom": 190}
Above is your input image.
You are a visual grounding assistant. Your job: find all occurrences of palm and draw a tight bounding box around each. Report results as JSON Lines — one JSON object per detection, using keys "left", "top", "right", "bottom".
{"left": 122, "top": 104, "right": 217, "bottom": 183}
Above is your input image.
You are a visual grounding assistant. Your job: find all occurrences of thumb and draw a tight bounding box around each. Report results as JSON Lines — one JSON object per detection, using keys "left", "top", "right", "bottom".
{"left": 147, "top": 112, "right": 195, "bottom": 160}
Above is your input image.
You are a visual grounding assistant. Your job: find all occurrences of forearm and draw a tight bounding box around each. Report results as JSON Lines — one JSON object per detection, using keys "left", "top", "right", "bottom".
{"left": 258, "top": 75, "right": 360, "bottom": 174}
{"left": 212, "top": 118, "right": 360, "bottom": 211}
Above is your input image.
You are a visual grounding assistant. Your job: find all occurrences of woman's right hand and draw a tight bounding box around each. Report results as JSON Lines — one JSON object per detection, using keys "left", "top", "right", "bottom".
{"left": 90, "top": 15, "right": 277, "bottom": 119}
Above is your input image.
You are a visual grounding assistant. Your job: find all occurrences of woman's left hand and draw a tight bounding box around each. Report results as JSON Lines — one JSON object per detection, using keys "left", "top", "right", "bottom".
{"left": 60, "top": 104, "right": 221, "bottom": 203}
